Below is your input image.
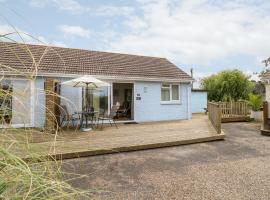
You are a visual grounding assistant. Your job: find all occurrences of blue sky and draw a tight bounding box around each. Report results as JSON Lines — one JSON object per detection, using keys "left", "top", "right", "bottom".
{"left": 1, "top": 0, "right": 270, "bottom": 80}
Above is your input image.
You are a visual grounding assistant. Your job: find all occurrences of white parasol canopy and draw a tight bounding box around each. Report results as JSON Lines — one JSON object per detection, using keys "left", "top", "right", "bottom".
{"left": 61, "top": 76, "right": 109, "bottom": 132}
{"left": 61, "top": 75, "right": 110, "bottom": 88}
{"left": 61, "top": 75, "right": 110, "bottom": 113}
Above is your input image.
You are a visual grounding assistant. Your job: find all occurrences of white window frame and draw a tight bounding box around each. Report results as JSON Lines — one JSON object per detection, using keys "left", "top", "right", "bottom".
{"left": 161, "top": 83, "right": 181, "bottom": 104}
{"left": 0, "top": 78, "right": 35, "bottom": 128}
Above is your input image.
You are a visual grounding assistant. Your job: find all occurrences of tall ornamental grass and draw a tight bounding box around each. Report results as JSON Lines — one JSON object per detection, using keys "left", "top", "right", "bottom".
{"left": 0, "top": 26, "right": 92, "bottom": 199}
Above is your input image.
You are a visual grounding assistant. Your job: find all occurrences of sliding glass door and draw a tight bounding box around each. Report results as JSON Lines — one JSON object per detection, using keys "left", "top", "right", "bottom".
{"left": 83, "top": 86, "right": 109, "bottom": 115}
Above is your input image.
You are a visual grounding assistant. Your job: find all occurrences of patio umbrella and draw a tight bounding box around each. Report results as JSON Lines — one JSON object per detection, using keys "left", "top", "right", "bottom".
{"left": 61, "top": 75, "right": 110, "bottom": 110}
{"left": 61, "top": 75, "right": 109, "bottom": 88}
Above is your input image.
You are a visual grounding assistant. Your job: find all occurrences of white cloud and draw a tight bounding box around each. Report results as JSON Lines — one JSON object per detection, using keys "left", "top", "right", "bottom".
{"left": 0, "top": 24, "right": 37, "bottom": 43}
{"left": 37, "top": 36, "right": 47, "bottom": 43}
{"left": 0, "top": 24, "right": 66, "bottom": 47}
{"left": 30, "top": 0, "right": 133, "bottom": 16}
{"left": 51, "top": 41, "right": 67, "bottom": 47}
{"left": 124, "top": 16, "right": 148, "bottom": 32}
{"left": 30, "top": 0, "right": 83, "bottom": 13}
{"left": 53, "top": 0, "right": 83, "bottom": 13}
{"left": 35, "top": 36, "right": 67, "bottom": 47}
{"left": 30, "top": 0, "right": 48, "bottom": 7}
{"left": 92, "top": 5, "right": 133, "bottom": 17}
{"left": 107, "top": 0, "right": 270, "bottom": 67}
{"left": 245, "top": 69, "right": 260, "bottom": 81}
{"left": 0, "top": 24, "right": 14, "bottom": 35}
{"left": 59, "top": 25, "right": 91, "bottom": 38}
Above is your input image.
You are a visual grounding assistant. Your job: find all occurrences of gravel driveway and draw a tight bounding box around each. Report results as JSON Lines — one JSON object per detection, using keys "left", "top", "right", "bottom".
{"left": 61, "top": 122, "right": 270, "bottom": 200}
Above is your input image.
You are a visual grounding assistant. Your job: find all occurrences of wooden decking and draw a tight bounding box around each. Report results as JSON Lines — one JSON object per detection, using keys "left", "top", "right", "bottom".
{"left": 261, "top": 128, "right": 270, "bottom": 136}
{"left": 0, "top": 114, "right": 225, "bottom": 160}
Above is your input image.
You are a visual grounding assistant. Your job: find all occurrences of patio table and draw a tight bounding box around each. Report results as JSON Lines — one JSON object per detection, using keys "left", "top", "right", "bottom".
{"left": 75, "top": 111, "right": 98, "bottom": 131}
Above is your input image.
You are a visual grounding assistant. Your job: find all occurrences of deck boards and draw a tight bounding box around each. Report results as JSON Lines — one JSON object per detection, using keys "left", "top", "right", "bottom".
{"left": 0, "top": 114, "right": 225, "bottom": 160}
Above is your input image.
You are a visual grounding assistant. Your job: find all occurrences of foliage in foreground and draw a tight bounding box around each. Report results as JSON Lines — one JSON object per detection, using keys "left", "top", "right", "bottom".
{"left": 248, "top": 93, "right": 262, "bottom": 111}
{"left": 0, "top": 23, "right": 95, "bottom": 199}
{"left": 0, "top": 145, "right": 90, "bottom": 200}
{"left": 201, "top": 69, "right": 254, "bottom": 102}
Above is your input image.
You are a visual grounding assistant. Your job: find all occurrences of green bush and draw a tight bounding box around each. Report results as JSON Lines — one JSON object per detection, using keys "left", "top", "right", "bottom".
{"left": 248, "top": 93, "right": 262, "bottom": 111}
{"left": 201, "top": 69, "right": 255, "bottom": 102}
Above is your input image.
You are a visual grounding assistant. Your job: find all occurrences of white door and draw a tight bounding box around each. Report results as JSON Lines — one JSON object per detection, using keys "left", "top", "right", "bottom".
{"left": 11, "top": 79, "right": 34, "bottom": 127}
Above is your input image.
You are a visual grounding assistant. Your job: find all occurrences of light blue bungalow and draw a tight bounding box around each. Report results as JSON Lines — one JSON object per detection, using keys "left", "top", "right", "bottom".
{"left": 0, "top": 42, "right": 193, "bottom": 128}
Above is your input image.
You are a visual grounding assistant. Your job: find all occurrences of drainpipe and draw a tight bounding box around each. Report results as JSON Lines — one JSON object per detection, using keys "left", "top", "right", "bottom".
{"left": 188, "top": 68, "right": 194, "bottom": 119}
{"left": 187, "top": 84, "right": 191, "bottom": 119}
{"left": 190, "top": 68, "right": 194, "bottom": 89}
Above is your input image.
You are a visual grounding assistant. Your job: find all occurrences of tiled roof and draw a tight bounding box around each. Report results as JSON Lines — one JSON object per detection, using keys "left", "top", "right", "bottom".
{"left": 0, "top": 42, "right": 192, "bottom": 81}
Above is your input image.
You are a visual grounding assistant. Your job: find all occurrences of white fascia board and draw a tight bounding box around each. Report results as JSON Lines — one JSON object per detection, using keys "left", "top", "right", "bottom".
{"left": 42, "top": 73, "right": 193, "bottom": 83}
{"left": 1, "top": 71, "right": 193, "bottom": 83}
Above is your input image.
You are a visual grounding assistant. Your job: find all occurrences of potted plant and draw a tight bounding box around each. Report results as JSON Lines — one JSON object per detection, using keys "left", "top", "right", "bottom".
{"left": 248, "top": 93, "right": 263, "bottom": 121}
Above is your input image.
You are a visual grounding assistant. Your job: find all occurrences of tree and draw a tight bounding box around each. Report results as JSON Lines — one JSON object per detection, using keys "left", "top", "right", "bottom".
{"left": 251, "top": 80, "right": 265, "bottom": 96}
{"left": 262, "top": 57, "right": 270, "bottom": 66}
{"left": 201, "top": 69, "right": 254, "bottom": 102}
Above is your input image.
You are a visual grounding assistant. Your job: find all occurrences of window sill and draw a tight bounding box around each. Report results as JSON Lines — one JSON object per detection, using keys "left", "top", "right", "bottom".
{"left": 160, "top": 101, "right": 181, "bottom": 105}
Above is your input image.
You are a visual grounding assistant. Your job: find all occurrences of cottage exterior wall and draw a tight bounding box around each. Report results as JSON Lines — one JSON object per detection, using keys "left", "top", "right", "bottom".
{"left": 191, "top": 91, "right": 207, "bottom": 113}
{"left": 134, "top": 81, "right": 191, "bottom": 122}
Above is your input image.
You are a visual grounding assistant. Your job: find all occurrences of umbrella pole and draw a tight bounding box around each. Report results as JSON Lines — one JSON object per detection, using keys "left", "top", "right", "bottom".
{"left": 86, "top": 82, "right": 89, "bottom": 111}
{"left": 82, "top": 87, "right": 85, "bottom": 112}
{"left": 85, "top": 83, "right": 89, "bottom": 129}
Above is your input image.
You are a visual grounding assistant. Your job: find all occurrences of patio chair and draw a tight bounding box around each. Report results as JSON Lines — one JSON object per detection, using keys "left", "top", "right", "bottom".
{"left": 97, "top": 105, "right": 118, "bottom": 129}
{"left": 116, "top": 101, "right": 131, "bottom": 118}
{"left": 59, "top": 105, "right": 80, "bottom": 128}
{"left": 84, "top": 106, "right": 97, "bottom": 129}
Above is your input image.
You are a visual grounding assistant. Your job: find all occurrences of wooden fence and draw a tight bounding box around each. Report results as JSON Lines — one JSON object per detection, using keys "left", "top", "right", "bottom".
{"left": 261, "top": 101, "right": 270, "bottom": 135}
{"left": 218, "top": 101, "right": 249, "bottom": 122}
{"left": 207, "top": 102, "right": 221, "bottom": 134}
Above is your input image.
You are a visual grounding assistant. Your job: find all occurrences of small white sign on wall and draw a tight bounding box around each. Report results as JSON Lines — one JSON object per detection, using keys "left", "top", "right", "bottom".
{"left": 144, "top": 87, "right": 148, "bottom": 93}
{"left": 136, "top": 93, "right": 141, "bottom": 100}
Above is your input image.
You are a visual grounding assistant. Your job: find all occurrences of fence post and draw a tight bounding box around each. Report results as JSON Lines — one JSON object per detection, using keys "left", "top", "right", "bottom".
{"left": 263, "top": 101, "right": 268, "bottom": 129}
{"left": 208, "top": 102, "right": 221, "bottom": 134}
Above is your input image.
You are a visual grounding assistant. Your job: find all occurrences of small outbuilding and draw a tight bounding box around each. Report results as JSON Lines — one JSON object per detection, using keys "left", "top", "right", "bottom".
{"left": 191, "top": 89, "right": 207, "bottom": 113}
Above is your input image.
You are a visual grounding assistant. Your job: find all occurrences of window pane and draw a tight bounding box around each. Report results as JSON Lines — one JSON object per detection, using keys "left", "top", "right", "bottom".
{"left": 161, "top": 88, "right": 170, "bottom": 101}
{"left": 12, "top": 80, "right": 31, "bottom": 125}
{"left": 162, "top": 84, "right": 170, "bottom": 88}
{"left": 94, "top": 87, "right": 108, "bottom": 114}
{"left": 84, "top": 87, "right": 108, "bottom": 114}
{"left": 172, "top": 85, "right": 179, "bottom": 100}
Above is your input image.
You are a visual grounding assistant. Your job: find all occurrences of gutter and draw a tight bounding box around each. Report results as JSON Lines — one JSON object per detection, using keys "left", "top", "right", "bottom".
{"left": 1, "top": 72, "right": 194, "bottom": 83}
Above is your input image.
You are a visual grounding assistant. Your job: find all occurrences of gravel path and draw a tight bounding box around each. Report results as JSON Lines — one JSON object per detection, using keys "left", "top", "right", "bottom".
{"left": 61, "top": 122, "right": 270, "bottom": 200}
